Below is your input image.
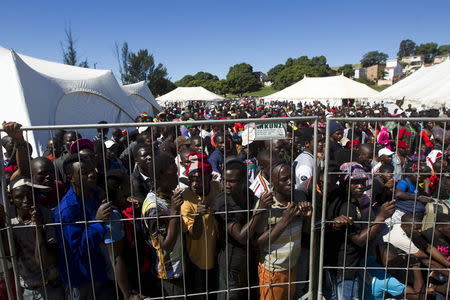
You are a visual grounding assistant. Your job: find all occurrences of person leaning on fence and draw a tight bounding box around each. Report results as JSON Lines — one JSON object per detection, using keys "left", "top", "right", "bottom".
{"left": 255, "top": 162, "right": 312, "bottom": 300}
{"left": 5, "top": 176, "right": 65, "bottom": 299}
{"left": 391, "top": 163, "right": 432, "bottom": 224}
{"left": 212, "top": 157, "right": 270, "bottom": 300}
{"left": 141, "top": 154, "right": 185, "bottom": 298}
{"left": 180, "top": 153, "right": 221, "bottom": 299}
{"left": 325, "top": 163, "right": 395, "bottom": 300}
{"left": 131, "top": 143, "right": 154, "bottom": 203}
{"left": 2, "top": 122, "right": 66, "bottom": 209}
{"left": 383, "top": 213, "right": 450, "bottom": 283}
{"left": 53, "top": 154, "right": 114, "bottom": 300}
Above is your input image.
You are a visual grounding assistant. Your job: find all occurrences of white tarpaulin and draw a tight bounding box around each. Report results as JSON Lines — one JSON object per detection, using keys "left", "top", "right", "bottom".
{"left": 121, "top": 81, "right": 162, "bottom": 115}
{"left": 263, "top": 75, "right": 378, "bottom": 103}
{"left": 156, "top": 86, "right": 224, "bottom": 104}
{"left": 0, "top": 45, "right": 154, "bottom": 155}
{"left": 369, "top": 60, "right": 450, "bottom": 108}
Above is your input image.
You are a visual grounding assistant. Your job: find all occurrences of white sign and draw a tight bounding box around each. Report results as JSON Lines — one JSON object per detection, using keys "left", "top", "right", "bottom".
{"left": 255, "top": 123, "right": 287, "bottom": 140}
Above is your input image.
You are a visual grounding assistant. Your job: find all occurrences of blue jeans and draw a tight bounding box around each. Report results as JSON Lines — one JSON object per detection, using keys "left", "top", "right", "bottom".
{"left": 325, "top": 271, "right": 360, "bottom": 300}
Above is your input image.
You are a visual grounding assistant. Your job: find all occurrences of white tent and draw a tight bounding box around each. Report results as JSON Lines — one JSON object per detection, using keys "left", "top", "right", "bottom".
{"left": 121, "top": 81, "right": 162, "bottom": 115}
{"left": 369, "top": 60, "right": 450, "bottom": 108}
{"left": 263, "top": 75, "right": 378, "bottom": 105}
{"left": 0, "top": 46, "right": 154, "bottom": 155}
{"left": 156, "top": 86, "right": 224, "bottom": 104}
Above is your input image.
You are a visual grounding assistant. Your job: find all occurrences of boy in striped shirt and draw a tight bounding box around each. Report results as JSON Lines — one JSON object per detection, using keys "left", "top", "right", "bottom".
{"left": 255, "top": 162, "right": 312, "bottom": 300}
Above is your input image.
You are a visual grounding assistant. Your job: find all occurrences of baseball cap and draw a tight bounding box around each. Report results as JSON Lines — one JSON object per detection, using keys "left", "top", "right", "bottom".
{"left": 378, "top": 148, "right": 394, "bottom": 157}
{"left": 8, "top": 177, "right": 51, "bottom": 192}
{"left": 104, "top": 140, "right": 117, "bottom": 149}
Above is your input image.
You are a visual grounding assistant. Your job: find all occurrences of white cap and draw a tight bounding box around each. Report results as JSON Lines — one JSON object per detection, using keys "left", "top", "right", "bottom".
{"left": 378, "top": 148, "right": 394, "bottom": 157}
{"left": 138, "top": 126, "right": 149, "bottom": 134}
{"left": 105, "top": 140, "right": 117, "bottom": 149}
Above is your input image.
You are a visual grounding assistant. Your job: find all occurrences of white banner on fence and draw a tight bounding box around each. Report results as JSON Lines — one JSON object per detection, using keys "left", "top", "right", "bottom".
{"left": 255, "top": 123, "right": 287, "bottom": 140}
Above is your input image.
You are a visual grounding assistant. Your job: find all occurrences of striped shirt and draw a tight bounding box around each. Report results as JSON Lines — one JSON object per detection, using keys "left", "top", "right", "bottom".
{"left": 142, "top": 193, "right": 183, "bottom": 279}
{"left": 255, "top": 196, "right": 303, "bottom": 272}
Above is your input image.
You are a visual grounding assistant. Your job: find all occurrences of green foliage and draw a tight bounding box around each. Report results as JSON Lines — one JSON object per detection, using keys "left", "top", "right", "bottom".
{"left": 337, "top": 64, "right": 355, "bottom": 78}
{"left": 61, "top": 25, "right": 89, "bottom": 68}
{"left": 270, "top": 55, "right": 331, "bottom": 90}
{"left": 397, "top": 39, "right": 416, "bottom": 58}
{"left": 175, "top": 71, "right": 219, "bottom": 90}
{"left": 267, "top": 64, "right": 285, "bottom": 81}
{"left": 438, "top": 45, "right": 450, "bottom": 55}
{"left": 226, "top": 63, "right": 254, "bottom": 79}
{"left": 225, "top": 63, "right": 261, "bottom": 96}
{"left": 213, "top": 80, "right": 229, "bottom": 96}
{"left": 116, "top": 42, "right": 176, "bottom": 96}
{"left": 355, "top": 77, "right": 375, "bottom": 86}
{"left": 245, "top": 86, "right": 277, "bottom": 97}
{"left": 360, "top": 51, "right": 388, "bottom": 67}
{"left": 415, "top": 43, "right": 438, "bottom": 63}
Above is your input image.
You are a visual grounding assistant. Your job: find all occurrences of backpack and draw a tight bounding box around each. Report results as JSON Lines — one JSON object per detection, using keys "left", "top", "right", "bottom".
{"left": 422, "top": 198, "right": 450, "bottom": 231}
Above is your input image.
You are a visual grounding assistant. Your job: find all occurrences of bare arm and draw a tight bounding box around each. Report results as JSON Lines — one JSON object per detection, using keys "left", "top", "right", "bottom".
{"left": 350, "top": 201, "right": 395, "bottom": 247}
{"left": 106, "top": 241, "right": 131, "bottom": 299}
{"left": 2, "top": 122, "right": 29, "bottom": 181}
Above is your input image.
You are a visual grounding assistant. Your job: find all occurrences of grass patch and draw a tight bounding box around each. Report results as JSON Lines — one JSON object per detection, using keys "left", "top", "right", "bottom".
{"left": 371, "top": 85, "right": 390, "bottom": 92}
{"left": 225, "top": 86, "right": 277, "bottom": 98}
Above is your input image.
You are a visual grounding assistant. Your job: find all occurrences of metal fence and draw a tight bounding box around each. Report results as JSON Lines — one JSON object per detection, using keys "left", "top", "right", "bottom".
{"left": 2, "top": 116, "right": 450, "bottom": 300}
{"left": 0, "top": 116, "right": 319, "bottom": 300}
{"left": 319, "top": 117, "right": 450, "bottom": 300}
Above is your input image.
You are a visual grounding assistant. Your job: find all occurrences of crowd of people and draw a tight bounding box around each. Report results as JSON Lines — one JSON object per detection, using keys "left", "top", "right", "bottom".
{"left": 1, "top": 99, "right": 450, "bottom": 300}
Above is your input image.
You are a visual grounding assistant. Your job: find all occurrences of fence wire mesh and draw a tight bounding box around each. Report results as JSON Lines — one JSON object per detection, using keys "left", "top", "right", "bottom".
{"left": 2, "top": 116, "right": 450, "bottom": 300}
{"left": 0, "top": 117, "right": 318, "bottom": 300}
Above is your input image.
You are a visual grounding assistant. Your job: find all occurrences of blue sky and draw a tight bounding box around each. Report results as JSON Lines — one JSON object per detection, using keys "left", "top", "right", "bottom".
{"left": 1, "top": 0, "right": 449, "bottom": 81}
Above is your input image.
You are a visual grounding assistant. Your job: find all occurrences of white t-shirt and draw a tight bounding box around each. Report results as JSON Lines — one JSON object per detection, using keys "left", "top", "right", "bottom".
{"left": 383, "top": 224, "right": 420, "bottom": 254}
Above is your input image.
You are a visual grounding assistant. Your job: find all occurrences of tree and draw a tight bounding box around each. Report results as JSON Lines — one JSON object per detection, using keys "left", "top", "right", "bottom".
{"left": 337, "top": 64, "right": 355, "bottom": 78}
{"left": 175, "top": 72, "right": 219, "bottom": 87}
{"left": 415, "top": 43, "right": 438, "bottom": 63}
{"left": 360, "top": 51, "right": 388, "bottom": 67}
{"left": 438, "top": 45, "right": 450, "bottom": 55}
{"left": 116, "top": 42, "right": 176, "bottom": 96}
{"left": 61, "top": 25, "right": 89, "bottom": 68}
{"left": 226, "top": 63, "right": 261, "bottom": 96}
{"left": 267, "top": 64, "right": 285, "bottom": 82}
{"left": 397, "top": 39, "right": 416, "bottom": 58}
{"left": 270, "top": 55, "right": 331, "bottom": 90}
{"left": 214, "top": 80, "right": 229, "bottom": 96}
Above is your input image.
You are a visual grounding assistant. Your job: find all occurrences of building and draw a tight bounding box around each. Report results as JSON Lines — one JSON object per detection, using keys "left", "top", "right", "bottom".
{"left": 401, "top": 55, "right": 424, "bottom": 73}
{"left": 353, "top": 67, "right": 367, "bottom": 79}
{"left": 366, "top": 64, "right": 385, "bottom": 82}
{"left": 383, "top": 59, "right": 403, "bottom": 83}
{"left": 253, "top": 72, "right": 269, "bottom": 83}
{"left": 434, "top": 54, "right": 450, "bottom": 64}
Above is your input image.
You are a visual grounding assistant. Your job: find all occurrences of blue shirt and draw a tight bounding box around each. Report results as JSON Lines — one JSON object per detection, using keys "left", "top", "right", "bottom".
{"left": 208, "top": 149, "right": 224, "bottom": 174}
{"left": 395, "top": 178, "right": 425, "bottom": 215}
{"left": 53, "top": 187, "right": 109, "bottom": 286}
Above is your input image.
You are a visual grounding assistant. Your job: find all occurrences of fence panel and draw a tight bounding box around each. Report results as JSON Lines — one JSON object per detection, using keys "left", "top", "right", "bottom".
{"left": 318, "top": 117, "right": 450, "bottom": 300}
{"left": 0, "top": 116, "right": 319, "bottom": 300}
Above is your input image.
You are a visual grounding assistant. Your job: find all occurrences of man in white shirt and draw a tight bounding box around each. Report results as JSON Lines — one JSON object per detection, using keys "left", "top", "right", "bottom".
{"left": 293, "top": 128, "right": 315, "bottom": 191}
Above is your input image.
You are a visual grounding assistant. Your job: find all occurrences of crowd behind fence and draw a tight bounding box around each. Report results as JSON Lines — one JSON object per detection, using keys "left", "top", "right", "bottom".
{"left": 0, "top": 115, "right": 450, "bottom": 300}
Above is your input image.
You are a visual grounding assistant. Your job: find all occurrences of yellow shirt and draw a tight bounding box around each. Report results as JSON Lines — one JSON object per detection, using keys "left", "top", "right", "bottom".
{"left": 181, "top": 181, "right": 221, "bottom": 270}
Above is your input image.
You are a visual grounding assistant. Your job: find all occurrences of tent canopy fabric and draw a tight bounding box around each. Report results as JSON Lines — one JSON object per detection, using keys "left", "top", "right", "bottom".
{"left": 369, "top": 60, "right": 450, "bottom": 108}
{"left": 264, "top": 74, "right": 378, "bottom": 101}
{"left": 156, "top": 87, "right": 224, "bottom": 103}
{"left": 121, "top": 81, "right": 162, "bottom": 115}
{"left": 0, "top": 45, "right": 154, "bottom": 155}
